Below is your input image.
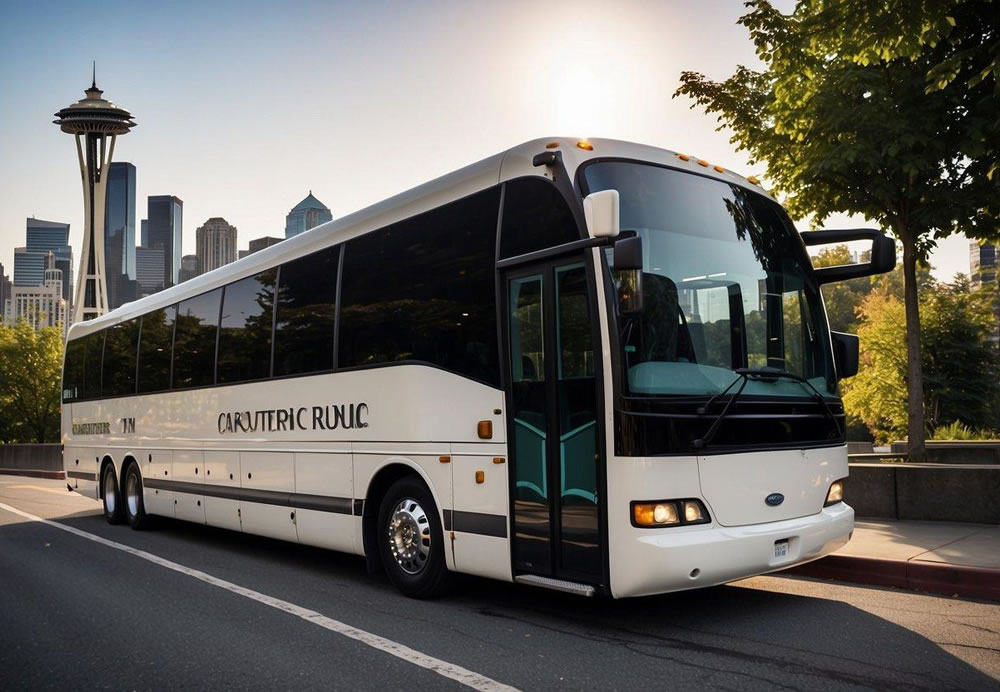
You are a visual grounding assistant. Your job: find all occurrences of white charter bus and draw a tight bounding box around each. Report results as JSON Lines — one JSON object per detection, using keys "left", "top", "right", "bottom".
{"left": 62, "top": 138, "right": 894, "bottom": 598}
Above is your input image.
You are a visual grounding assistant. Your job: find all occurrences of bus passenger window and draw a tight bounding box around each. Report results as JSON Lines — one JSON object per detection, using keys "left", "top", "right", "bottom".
{"left": 172, "top": 289, "right": 222, "bottom": 389}
{"left": 102, "top": 318, "right": 140, "bottom": 397}
{"left": 339, "top": 188, "right": 500, "bottom": 385}
{"left": 137, "top": 307, "right": 175, "bottom": 394}
{"left": 274, "top": 246, "right": 339, "bottom": 377}
{"left": 217, "top": 271, "right": 277, "bottom": 384}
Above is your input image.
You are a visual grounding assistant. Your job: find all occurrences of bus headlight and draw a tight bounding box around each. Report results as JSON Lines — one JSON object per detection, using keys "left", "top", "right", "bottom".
{"left": 824, "top": 479, "right": 846, "bottom": 506}
{"left": 631, "top": 499, "right": 710, "bottom": 528}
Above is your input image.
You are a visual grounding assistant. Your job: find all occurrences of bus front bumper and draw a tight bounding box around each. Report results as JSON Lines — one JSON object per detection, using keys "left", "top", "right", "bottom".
{"left": 610, "top": 502, "right": 853, "bottom": 598}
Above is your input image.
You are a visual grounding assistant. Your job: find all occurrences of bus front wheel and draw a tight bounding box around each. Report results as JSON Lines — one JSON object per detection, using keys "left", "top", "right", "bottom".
{"left": 123, "top": 462, "right": 150, "bottom": 530}
{"left": 377, "top": 476, "right": 451, "bottom": 598}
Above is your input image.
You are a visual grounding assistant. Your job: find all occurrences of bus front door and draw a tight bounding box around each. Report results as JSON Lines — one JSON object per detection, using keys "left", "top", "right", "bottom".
{"left": 505, "top": 259, "right": 603, "bottom": 585}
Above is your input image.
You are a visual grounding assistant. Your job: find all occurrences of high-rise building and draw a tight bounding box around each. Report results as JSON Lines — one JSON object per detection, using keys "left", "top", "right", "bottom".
{"left": 4, "top": 252, "right": 68, "bottom": 338}
{"left": 147, "top": 196, "right": 183, "bottom": 287}
{"left": 0, "top": 263, "right": 11, "bottom": 321}
{"left": 136, "top": 246, "right": 166, "bottom": 297}
{"left": 13, "top": 218, "right": 73, "bottom": 307}
{"left": 284, "top": 191, "right": 332, "bottom": 239}
{"left": 970, "top": 241, "right": 997, "bottom": 287}
{"left": 970, "top": 241, "right": 999, "bottom": 346}
{"left": 179, "top": 254, "right": 200, "bottom": 283}
{"left": 196, "top": 217, "right": 237, "bottom": 274}
{"left": 104, "top": 162, "right": 137, "bottom": 309}
{"left": 54, "top": 74, "right": 135, "bottom": 322}
{"left": 140, "top": 219, "right": 148, "bottom": 247}
{"left": 239, "top": 235, "right": 283, "bottom": 259}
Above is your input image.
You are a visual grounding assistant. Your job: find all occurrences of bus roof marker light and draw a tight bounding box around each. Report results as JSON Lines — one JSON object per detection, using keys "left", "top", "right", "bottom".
{"left": 714, "top": 165, "right": 725, "bottom": 173}
{"left": 545, "top": 141, "right": 559, "bottom": 149}
{"left": 678, "top": 154, "right": 690, "bottom": 161}
{"left": 698, "top": 159, "right": 710, "bottom": 167}
{"left": 576, "top": 139, "right": 594, "bottom": 150}
{"left": 747, "top": 175, "right": 761, "bottom": 185}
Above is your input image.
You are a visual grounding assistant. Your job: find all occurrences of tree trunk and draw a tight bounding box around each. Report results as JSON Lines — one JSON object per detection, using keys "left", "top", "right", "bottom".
{"left": 901, "top": 234, "right": 926, "bottom": 461}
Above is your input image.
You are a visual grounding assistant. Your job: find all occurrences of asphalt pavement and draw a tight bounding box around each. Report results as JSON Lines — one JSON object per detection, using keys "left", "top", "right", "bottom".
{"left": 1, "top": 478, "right": 998, "bottom": 691}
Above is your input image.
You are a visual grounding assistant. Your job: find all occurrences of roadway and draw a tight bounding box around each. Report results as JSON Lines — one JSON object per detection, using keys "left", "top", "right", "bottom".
{"left": 1, "top": 478, "right": 998, "bottom": 691}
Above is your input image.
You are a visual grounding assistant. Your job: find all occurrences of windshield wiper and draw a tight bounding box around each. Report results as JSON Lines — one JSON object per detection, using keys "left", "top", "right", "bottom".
{"left": 693, "top": 367, "right": 842, "bottom": 450}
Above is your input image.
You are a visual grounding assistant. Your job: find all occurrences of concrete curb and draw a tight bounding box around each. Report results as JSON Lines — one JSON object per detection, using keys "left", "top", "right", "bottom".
{"left": 785, "top": 555, "right": 1000, "bottom": 602}
{"left": 0, "top": 468, "right": 65, "bottom": 480}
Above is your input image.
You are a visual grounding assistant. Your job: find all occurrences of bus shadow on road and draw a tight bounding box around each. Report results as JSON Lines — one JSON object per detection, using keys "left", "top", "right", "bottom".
{"left": 45, "top": 509, "right": 1000, "bottom": 690}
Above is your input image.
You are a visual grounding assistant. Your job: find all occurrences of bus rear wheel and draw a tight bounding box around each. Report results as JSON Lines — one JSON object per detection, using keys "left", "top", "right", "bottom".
{"left": 102, "top": 463, "right": 123, "bottom": 524}
{"left": 123, "top": 462, "right": 149, "bottom": 530}
{"left": 377, "top": 476, "right": 451, "bottom": 598}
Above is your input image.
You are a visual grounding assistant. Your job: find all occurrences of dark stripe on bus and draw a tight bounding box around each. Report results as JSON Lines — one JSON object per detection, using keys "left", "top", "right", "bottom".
{"left": 67, "top": 471, "right": 96, "bottom": 481}
{"left": 143, "top": 479, "right": 353, "bottom": 515}
{"left": 442, "top": 509, "right": 508, "bottom": 538}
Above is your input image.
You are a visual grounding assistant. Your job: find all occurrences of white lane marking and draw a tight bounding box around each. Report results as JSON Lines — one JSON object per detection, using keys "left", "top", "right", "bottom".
{"left": 0, "top": 501, "right": 517, "bottom": 692}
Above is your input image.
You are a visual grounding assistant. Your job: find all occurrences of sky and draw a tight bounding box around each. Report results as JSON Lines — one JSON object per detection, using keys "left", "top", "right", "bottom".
{"left": 0, "top": 0, "right": 972, "bottom": 283}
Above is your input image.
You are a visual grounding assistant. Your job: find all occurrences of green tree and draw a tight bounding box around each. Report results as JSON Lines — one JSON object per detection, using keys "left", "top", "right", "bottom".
{"left": 921, "top": 276, "right": 999, "bottom": 431}
{"left": 843, "top": 278, "right": 999, "bottom": 442}
{"left": 842, "top": 294, "right": 908, "bottom": 444}
{"left": 0, "top": 322, "right": 64, "bottom": 443}
{"left": 676, "top": 1, "right": 999, "bottom": 459}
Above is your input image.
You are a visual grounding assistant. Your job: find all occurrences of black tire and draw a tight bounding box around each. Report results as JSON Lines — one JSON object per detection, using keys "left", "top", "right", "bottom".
{"left": 376, "top": 476, "right": 451, "bottom": 598}
{"left": 101, "top": 463, "right": 124, "bottom": 525}
{"left": 123, "top": 462, "right": 150, "bottom": 530}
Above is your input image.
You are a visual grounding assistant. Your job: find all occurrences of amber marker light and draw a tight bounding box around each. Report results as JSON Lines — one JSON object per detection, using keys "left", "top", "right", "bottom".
{"left": 576, "top": 139, "right": 594, "bottom": 150}
{"left": 747, "top": 175, "right": 761, "bottom": 184}
{"left": 697, "top": 159, "right": 709, "bottom": 167}
{"left": 475, "top": 471, "right": 485, "bottom": 484}
{"left": 677, "top": 153, "right": 691, "bottom": 161}
{"left": 545, "top": 141, "right": 559, "bottom": 149}
{"left": 713, "top": 165, "right": 725, "bottom": 173}
{"left": 477, "top": 420, "right": 493, "bottom": 439}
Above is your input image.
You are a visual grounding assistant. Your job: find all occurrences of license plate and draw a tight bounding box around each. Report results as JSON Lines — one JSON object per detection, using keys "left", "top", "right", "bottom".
{"left": 774, "top": 540, "right": 789, "bottom": 559}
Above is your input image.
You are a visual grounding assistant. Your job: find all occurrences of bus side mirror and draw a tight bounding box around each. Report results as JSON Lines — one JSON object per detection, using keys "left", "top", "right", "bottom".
{"left": 831, "top": 331, "right": 859, "bottom": 379}
{"left": 613, "top": 235, "right": 643, "bottom": 314}
{"left": 800, "top": 228, "right": 896, "bottom": 284}
{"left": 583, "top": 189, "right": 620, "bottom": 238}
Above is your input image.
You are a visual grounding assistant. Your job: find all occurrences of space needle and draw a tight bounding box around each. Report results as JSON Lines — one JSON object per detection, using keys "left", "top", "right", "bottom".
{"left": 54, "top": 66, "right": 136, "bottom": 323}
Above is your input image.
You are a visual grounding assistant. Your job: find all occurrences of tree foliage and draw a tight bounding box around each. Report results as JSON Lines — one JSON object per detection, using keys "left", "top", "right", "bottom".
{"left": 843, "top": 278, "right": 999, "bottom": 443}
{"left": 0, "top": 322, "right": 64, "bottom": 443}
{"left": 675, "top": 0, "right": 999, "bottom": 457}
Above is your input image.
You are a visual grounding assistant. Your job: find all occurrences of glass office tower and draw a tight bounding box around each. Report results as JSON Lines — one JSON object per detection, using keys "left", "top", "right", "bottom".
{"left": 147, "top": 196, "right": 183, "bottom": 287}
{"left": 104, "top": 162, "right": 137, "bottom": 308}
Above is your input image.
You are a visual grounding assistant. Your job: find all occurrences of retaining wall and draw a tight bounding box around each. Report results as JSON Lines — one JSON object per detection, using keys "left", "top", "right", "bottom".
{"left": 848, "top": 462, "right": 1000, "bottom": 524}
{"left": 0, "top": 444, "right": 62, "bottom": 472}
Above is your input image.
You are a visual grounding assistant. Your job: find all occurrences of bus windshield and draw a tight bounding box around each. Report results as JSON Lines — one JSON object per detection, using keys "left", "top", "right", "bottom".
{"left": 583, "top": 161, "right": 837, "bottom": 399}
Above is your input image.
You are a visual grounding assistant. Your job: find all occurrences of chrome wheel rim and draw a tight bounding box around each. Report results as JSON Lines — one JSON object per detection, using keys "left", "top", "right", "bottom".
{"left": 103, "top": 468, "right": 116, "bottom": 514}
{"left": 126, "top": 472, "right": 140, "bottom": 517}
{"left": 387, "top": 497, "right": 431, "bottom": 575}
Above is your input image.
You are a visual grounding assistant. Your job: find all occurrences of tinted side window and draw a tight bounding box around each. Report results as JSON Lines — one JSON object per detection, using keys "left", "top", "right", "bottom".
{"left": 274, "top": 246, "right": 339, "bottom": 377}
{"left": 137, "top": 307, "right": 175, "bottom": 394}
{"left": 172, "top": 289, "right": 221, "bottom": 389}
{"left": 81, "top": 331, "right": 105, "bottom": 400}
{"left": 499, "top": 177, "right": 581, "bottom": 259}
{"left": 63, "top": 337, "right": 86, "bottom": 402}
{"left": 102, "top": 319, "right": 140, "bottom": 397}
{"left": 339, "top": 187, "right": 500, "bottom": 385}
{"left": 217, "top": 271, "right": 276, "bottom": 384}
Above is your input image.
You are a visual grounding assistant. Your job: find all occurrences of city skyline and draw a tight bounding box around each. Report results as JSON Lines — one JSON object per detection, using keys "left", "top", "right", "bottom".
{"left": 0, "top": 0, "right": 974, "bottom": 287}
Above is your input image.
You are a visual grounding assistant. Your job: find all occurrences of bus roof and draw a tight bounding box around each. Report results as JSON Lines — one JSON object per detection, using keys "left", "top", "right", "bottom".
{"left": 67, "top": 137, "right": 770, "bottom": 340}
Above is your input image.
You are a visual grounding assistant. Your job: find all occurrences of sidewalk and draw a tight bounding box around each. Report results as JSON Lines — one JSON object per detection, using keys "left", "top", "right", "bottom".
{"left": 786, "top": 519, "right": 1000, "bottom": 601}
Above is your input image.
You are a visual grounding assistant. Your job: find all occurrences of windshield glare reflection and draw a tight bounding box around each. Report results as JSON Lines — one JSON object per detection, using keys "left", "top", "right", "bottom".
{"left": 583, "top": 161, "right": 837, "bottom": 399}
